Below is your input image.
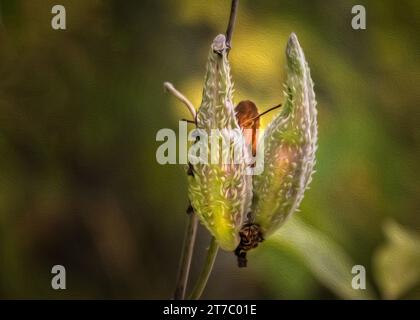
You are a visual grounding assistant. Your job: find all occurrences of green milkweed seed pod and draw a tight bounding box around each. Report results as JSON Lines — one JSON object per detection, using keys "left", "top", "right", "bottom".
{"left": 188, "top": 34, "right": 252, "bottom": 251}
{"left": 235, "top": 33, "right": 317, "bottom": 266}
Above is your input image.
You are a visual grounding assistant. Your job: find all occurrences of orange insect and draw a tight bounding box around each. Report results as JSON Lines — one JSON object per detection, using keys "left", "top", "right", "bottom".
{"left": 235, "top": 100, "right": 281, "bottom": 157}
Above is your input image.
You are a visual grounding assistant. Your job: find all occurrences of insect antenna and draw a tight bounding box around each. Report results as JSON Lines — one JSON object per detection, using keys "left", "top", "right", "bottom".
{"left": 181, "top": 118, "right": 196, "bottom": 124}
{"left": 240, "top": 103, "right": 282, "bottom": 127}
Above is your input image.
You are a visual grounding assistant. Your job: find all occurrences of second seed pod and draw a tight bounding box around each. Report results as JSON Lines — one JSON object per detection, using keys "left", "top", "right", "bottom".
{"left": 188, "top": 34, "right": 252, "bottom": 251}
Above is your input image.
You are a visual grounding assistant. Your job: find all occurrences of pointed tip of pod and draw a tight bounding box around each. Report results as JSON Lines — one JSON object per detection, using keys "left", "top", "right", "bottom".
{"left": 286, "top": 32, "right": 301, "bottom": 52}
{"left": 286, "top": 32, "right": 305, "bottom": 74}
{"left": 288, "top": 32, "right": 299, "bottom": 45}
{"left": 212, "top": 34, "right": 227, "bottom": 53}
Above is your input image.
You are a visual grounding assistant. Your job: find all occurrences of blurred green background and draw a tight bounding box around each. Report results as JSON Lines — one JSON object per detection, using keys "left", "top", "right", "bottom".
{"left": 0, "top": 0, "right": 419, "bottom": 299}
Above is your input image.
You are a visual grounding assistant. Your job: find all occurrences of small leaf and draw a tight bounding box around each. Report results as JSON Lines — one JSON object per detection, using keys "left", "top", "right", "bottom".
{"left": 266, "top": 217, "right": 376, "bottom": 299}
{"left": 373, "top": 220, "right": 420, "bottom": 299}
